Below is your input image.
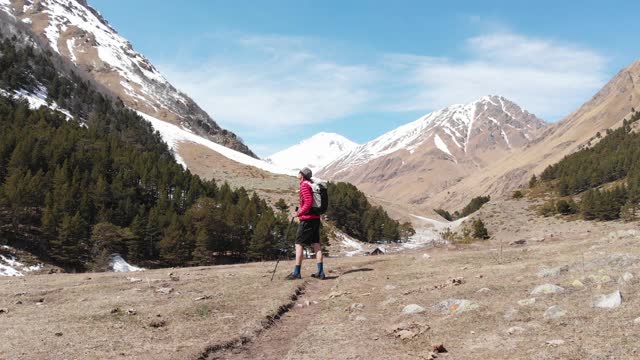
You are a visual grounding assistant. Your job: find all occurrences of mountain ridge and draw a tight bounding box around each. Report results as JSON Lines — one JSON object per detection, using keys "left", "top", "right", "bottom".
{"left": 0, "top": 0, "right": 256, "bottom": 158}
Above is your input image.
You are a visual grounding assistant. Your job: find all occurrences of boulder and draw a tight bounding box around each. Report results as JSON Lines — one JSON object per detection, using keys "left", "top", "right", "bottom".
{"left": 595, "top": 290, "right": 622, "bottom": 309}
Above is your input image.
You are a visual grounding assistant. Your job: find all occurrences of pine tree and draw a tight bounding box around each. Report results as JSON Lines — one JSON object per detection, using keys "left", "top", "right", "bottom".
{"left": 51, "top": 212, "right": 89, "bottom": 269}
{"left": 127, "top": 214, "right": 146, "bottom": 262}
{"left": 472, "top": 219, "right": 490, "bottom": 240}
{"left": 248, "top": 214, "right": 275, "bottom": 260}
{"left": 159, "top": 215, "right": 192, "bottom": 266}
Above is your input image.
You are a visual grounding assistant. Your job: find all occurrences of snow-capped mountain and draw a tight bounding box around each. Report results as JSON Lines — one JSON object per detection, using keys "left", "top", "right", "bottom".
{"left": 319, "top": 95, "right": 547, "bottom": 208}
{"left": 324, "top": 95, "right": 546, "bottom": 175}
{"left": 267, "top": 132, "right": 358, "bottom": 174}
{"left": 0, "top": 0, "right": 254, "bottom": 158}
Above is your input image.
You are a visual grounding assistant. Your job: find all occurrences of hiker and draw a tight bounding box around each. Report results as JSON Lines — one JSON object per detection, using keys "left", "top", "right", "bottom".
{"left": 286, "top": 167, "right": 325, "bottom": 280}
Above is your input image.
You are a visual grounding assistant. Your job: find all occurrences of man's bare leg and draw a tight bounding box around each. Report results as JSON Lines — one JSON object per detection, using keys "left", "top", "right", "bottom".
{"left": 295, "top": 244, "right": 304, "bottom": 266}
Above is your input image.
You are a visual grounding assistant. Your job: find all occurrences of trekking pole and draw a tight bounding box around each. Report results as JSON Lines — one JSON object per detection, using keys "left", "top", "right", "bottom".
{"left": 271, "top": 216, "right": 296, "bottom": 281}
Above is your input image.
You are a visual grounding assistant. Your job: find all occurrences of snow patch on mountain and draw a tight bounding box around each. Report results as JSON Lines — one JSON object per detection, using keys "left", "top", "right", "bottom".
{"left": 267, "top": 132, "right": 357, "bottom": 173}
{"left": 1, "top": 86, "right": 73, "bottom": 119}
{"left": 501, "top": 129, "right": 512, "bottom": 148}
{"left": 434, "top": 134, "right": 453, "bottom": 157}
{"left": 137, "top": 111, "right": 292, "bottom": 175}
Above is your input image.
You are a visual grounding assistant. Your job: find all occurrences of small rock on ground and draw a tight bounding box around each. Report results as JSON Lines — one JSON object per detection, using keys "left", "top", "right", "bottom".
{"left": 531, "top": 284, "right": 565, "bottom": 295}
{"left": 587, "top": 274, "right": 612, "bottom": 285}
{"left": 619, "top": 272, "right": 634, "bottom": 284}
{"left": 402, "top": 304, "right": 426, "bottom": 315}
{"left": 382, "top": 297, "right": 398, "bottom": 306}
{"left": 434, "top": 299, "right": 479, "bottom": 315}
{"left": 537, "top": 265, "right": 569, "bottom": 278}
{"left": 518, "top": 298, "right": 536, "bottom": 306}
{"left": 544, "top": 305, "right": 567, "bottom": 320}
{"left": 546, "top": 339, "right": 565, "bottom": 346}
{"left": 387, "top": 321, "right": 430, "bottom": 340}
{"left": 507, "top": 326, "right": 526, "bottom": 335}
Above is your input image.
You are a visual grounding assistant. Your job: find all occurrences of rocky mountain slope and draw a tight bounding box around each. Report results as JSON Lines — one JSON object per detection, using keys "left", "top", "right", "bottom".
{"left": 267, "top": 132, "right": 358, "bottom": 174}
{"left": 319, "top": 95, "right": 547, "bottom": 208}
{"left": 427, "top": 60, "right": 640, "bottom": 209}
{"left": 0, "top": 0, "right": 255, "bottom": 158}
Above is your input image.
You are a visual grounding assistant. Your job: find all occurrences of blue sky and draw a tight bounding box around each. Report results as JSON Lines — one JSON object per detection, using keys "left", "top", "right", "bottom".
{"left": 92, "top": 0, "right": 639, "bottom": 157}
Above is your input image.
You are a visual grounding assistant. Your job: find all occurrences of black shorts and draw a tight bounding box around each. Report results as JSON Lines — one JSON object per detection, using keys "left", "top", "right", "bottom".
{"left": 295, "top": 219, "right": 321, "bottom": 246}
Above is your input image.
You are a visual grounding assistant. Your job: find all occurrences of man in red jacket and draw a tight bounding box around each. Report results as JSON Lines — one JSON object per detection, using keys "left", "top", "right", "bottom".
{"left": 286, "top": 167, "right": 325, "bottom": 280}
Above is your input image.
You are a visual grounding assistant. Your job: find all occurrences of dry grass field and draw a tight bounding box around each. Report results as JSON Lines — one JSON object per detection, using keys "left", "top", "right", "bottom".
{"left": 2, "top": 198, "right": 640, "bottom": 359}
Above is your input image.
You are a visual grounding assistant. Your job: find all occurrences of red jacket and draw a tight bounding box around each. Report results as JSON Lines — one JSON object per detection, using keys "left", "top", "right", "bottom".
{"left": 298, "top": 179, "right": 321, "bottom": 221}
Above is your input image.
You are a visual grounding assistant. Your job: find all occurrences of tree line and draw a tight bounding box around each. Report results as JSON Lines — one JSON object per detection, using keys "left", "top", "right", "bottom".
{"left": 534, "top": 111, "right": 640, "bottom": 221}
{"left": 325, "top": 182, "right": 415, "bottom": 243}
{"left": 434, "top": 195, "right": 491, "bottom": 221}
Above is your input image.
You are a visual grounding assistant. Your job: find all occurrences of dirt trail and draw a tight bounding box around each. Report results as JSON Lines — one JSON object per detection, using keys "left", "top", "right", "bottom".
{"left": 210, "top": 260, "right": 387, "bottom": 360}
{"left": 218, "top": 280, "right": 330, "bottom": 360}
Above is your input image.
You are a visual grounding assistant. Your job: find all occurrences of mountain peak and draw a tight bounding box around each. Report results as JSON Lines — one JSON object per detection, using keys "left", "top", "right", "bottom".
{"left": 267, "top": 133, "right": 358, "bottom": 173}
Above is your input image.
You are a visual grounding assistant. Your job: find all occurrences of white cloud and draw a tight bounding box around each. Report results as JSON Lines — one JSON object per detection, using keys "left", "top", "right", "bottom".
{"left": 384, "top": 32, "right": 609, "bottom": 120}
{"left": 160, "top": 30, "right": 609, "bottom": 143}
{"left": 160, "top": 35, "right": 376, "bottom": 131}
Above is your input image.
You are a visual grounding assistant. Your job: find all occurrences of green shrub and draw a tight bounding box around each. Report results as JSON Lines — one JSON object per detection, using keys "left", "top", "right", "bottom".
{"left": 472, "top": 219, "right": 490, "bottom": 240}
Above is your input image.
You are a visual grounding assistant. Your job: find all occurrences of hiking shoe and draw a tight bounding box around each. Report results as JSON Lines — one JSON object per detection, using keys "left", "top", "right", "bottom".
{"left": 285, "top": 272, "right": 301, "bottom": 280}
{"left": 310, "top": 272, "right": 326, "bottom": 280}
